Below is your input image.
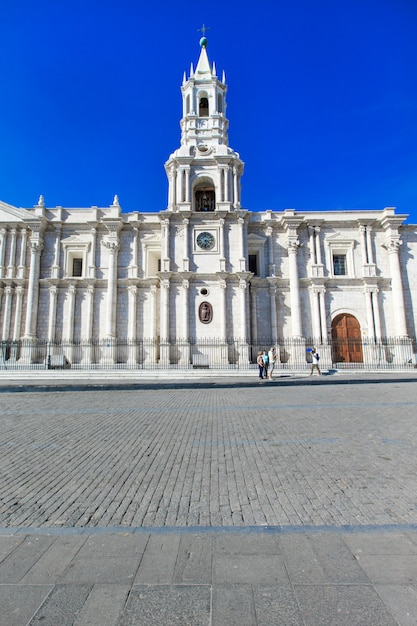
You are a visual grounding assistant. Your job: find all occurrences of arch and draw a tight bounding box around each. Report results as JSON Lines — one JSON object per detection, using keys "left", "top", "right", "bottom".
{"left": 193, "top": 177, "right": 216, "bottom": 212}
{"left": 331, "top": 313, "right": 363, "bottom": 363}
{"left": 217, "top": 93, "right": 223, "bottom": 113}
{"left": 186, "top": 94, "right": 190, "bottom": 114}
{"left": 199, "top": 96, "right": 209, "bottom": 117}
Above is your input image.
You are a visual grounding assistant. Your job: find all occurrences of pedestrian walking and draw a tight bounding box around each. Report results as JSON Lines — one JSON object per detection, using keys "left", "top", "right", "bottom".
{"left": 310, "top": 348, "right": 321, "bottom": 375}
{"left": 268, "top": 346, "right": 277, "bottom": 379}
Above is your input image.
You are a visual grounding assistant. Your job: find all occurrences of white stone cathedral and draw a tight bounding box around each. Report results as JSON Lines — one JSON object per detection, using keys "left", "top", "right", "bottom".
{"left": 0, "top": 37, "right": 416, "bottom": 370}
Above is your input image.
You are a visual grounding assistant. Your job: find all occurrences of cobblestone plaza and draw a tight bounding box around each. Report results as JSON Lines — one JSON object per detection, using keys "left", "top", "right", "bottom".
{"left": 1, "top": 378, "right": 417, "bottom": 625}
{"left": 1, "top": 380, "right": 417, "bottom": 528}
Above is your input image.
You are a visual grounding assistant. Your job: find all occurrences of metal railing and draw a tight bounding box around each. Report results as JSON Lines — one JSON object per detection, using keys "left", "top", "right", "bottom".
{"left": 0, "top": 337, "right": 416, "bottom": 371}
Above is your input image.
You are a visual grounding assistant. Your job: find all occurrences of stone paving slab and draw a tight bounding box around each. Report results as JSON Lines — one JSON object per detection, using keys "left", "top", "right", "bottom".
{"left": 0, "top": 528, "right": 416, "bottom": 625}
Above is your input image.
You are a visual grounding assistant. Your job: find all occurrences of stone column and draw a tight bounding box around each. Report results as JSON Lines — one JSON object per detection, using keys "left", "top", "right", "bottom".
{"left": 168, "top": 168, "right": 174, "bottom": 210}
{"left": 7, "top": 285, "right": 23, "bottom": 361}
{"left": 81, "top": 285, "right": 95, "bottom": 365}
{"left": 384, "top": 239, "right": 407, "bottom": 336}
{"left": 364, "top": 285, "right": 375, "bottom": 340}
{"left": 12, "top": 285, "right": 24, "bottom": 342}
{"left": 269, "top": 282, "right": 277, "bottom": 342}
{"left": 85, "top": 285, "right": 95, "bottom": 342}
{"left": 310, "top": 286, "right": 321, "bottom": 341}
{"left": 64, "top": 283, "right": 76, "bottom": 363}
{"left": 47, "top": 284, "right": 58, "bottom": 343}
{"left": 0, "top": 228, "right": 6, "bottom": 278}
{"left": 219, "top": 278, "right": 227, "bottom": 341}
{"left": 315, "top": 227, "right": 322, "bottom": 265}
{"left": 309, "top": 227, "right": 317, "bottom": 264}
{"left": 219, "top": 218, "right": 226, "bottom": 271}
{"left": 161, "top": 218, "right": 170, "bottom": 272}
{"left": 182, "top": 279, "right": 189, "bottom": 341}
{"left": 266, "top": 226, "right": 275, "bottom": 276}
{"left": 130, "top": 226, "right": 139, "bottom": 278}
{"left": 51, "top": 226, "right": 61, "bottom": 279}
{"left": 224, "top": 165, "right": 229, "bottom": 202}
{"left": 250, "top": 284, "right": 257, "bottom": 344}
{"left": 159, "top": 277, "right": 170, "bottom": 366}
{"left": 366, "top": 226, "right": 374, "bottom": 264}
{"left": 238, "top": 278, "right": 249, "bottom": 364}
{"left": 180, "top": 279, "right": 190, "bottom": 366}
{"left": 233, "top": 166, "right": 239, "bottom": 207}
{"left": 172, "top": 169, "right": 177, "bottom": 208}
{"left": 185, "top": 167, "right": 190, "bottom": 203}
{"left": 103, "top": 241, "right": 120, "bottom": 339}
{"left": 183, "top": 218, "right": 189, "bottom": 272}
{"left": 7, "top": 228, "right": 17, "bottom": 278}
{"left": 147, "top": 284, "right": 157, "bottom": 365}
{"left": 371, "top": 288, "right": 382, "bottom": 339}
{"left": 287, "top": 240, "right": 303, "bottom": 338}
{"left": 127, "top": 284, "right": 138, "bottom": 366}
{"left": 238, "top": 216, "right": 246, "bottom": 271}
{"left": 89, "top": 227, "right": 97, "bottom": 279}
{"left": 23, "top": 238, "right": 43, "bottom": 339}
{"left": 359, "top": 225, "right": 368, "bottom": 264}
{"left": 2, "top": 285, "right": 13, "bottom": 340}
{"left": 101, "top": 236, "right": 120, "bottom": 364}
{"left": 319, "top": 289, "right": 327, "bottom": 342}
{"left": 17, "top": 228, "right": 28, "bottom": 279}
{"left": 239, "top": 279, "right": 248, "bottom": 340}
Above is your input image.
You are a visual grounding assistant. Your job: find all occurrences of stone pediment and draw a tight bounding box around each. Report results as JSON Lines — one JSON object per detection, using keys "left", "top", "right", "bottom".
{"left": 326, "top": 232, "right": 343, "bottom": 240}
{"left": 248, "top": 233, "right": 267, "bottom": 244}
{"left": 0, "top": 201, "right": 41, "bottom": 224}
{"left": 61, "top": 235, "right": 91, "bottom": 251}
{"left": 62, "top": 235, "right": 87, "bottom": 244}
{"left": 142, "top": 233, "right": 161, "bottom": 243}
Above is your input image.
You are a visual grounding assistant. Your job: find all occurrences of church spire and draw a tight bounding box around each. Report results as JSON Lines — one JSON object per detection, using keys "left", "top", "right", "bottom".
{"left": 164, "top": 34, "right": 244, "bottom": 213}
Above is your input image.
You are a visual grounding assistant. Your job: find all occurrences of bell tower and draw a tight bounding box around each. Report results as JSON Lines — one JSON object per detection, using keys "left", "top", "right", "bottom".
{"left": 165, "top": 36, "right": 244, "bottom": 213}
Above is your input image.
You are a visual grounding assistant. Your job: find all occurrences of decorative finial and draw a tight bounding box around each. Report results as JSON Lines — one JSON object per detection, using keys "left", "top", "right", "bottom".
{"left": 38, "top": 194, "right": 45, "bottom": 207}
{"left": 197, "top": 23, "right": 210, "bottom": 48}
{"left": 113, "top": 194, "right": 119, "bottom": 206}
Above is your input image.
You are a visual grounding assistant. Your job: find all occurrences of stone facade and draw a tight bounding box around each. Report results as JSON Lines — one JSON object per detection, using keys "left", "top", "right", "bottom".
{"left": 0, "top": 39, "right": 416, "bottom": 368}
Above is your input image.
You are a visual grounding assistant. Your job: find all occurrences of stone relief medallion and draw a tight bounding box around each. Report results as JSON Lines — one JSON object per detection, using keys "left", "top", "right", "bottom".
{"left": 199, "top": 301, "right": 213, "bottom": 324}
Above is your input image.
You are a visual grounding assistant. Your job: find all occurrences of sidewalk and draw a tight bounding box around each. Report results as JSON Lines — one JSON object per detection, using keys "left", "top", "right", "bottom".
{"left": 1, "top": 525, "right": 416, "bottom": 626}
{"left": 0, "top": 368, "right": 416, "bottom": 393}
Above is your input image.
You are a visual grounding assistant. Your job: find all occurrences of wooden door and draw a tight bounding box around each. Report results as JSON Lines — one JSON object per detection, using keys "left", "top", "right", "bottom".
{"left": 331, "top": 314, "right": 363, "bottom": 363}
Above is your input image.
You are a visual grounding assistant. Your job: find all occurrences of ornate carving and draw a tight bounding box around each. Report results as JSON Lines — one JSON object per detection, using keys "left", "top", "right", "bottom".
{"left": 199, "top": 301, "right": 213, "bottom": 324}
{"left": 102, "top": 240, "right": 120, "bottom": 253}
{"left": 384, "top": 239, "right": 401, "bottom": 254}
{"left": 287, "top": 239, "right": 300, "bottom": 254}
{"left": 27, "top": 239, "right": 44, "bottom": 254}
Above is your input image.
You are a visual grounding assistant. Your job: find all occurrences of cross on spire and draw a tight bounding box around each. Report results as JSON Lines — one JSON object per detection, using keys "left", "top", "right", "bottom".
{"left": 197, "top": 24, "right": 210, "bottom": 37}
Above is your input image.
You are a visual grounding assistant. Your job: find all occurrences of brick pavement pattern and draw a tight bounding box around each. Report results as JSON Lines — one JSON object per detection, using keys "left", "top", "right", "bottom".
{"left": 1, "top": 380, "right": 417, "bottom": 625}
{"left": 1, "top": 382, "right": 417, "bottom": 528}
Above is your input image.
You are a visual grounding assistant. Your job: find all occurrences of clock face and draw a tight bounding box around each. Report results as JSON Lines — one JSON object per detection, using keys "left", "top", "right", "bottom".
{"left": 196, "top": 231, "right": 215, "bottom": 250}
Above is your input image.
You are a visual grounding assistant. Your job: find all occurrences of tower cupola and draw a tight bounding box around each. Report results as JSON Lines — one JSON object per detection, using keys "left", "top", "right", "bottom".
{"left": 165, "top": 36, "right": 244, "bottom": 213}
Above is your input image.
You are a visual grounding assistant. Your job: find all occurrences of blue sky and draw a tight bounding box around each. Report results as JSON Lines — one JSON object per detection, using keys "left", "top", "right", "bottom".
{"left": 1, "top": 0, "right": 416, "bottom": 222}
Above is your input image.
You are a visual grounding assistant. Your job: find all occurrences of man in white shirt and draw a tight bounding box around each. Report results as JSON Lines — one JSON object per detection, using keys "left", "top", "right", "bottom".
{"left": 310, "top": 349, "right": 321, "bottom": 376}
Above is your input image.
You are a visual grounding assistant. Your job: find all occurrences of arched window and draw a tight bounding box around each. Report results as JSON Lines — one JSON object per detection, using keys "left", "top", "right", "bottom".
{"left": 186, "top": 94, "right": 190, "bottom": 114}
{"left": 195, "top": 186, "right": 215, "bottom": 211}
{"left": 199, "top": 97, "right": 209, "bottom": 117}
{"left": 217, "top": 94, "right": 222, "bottom": 113}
